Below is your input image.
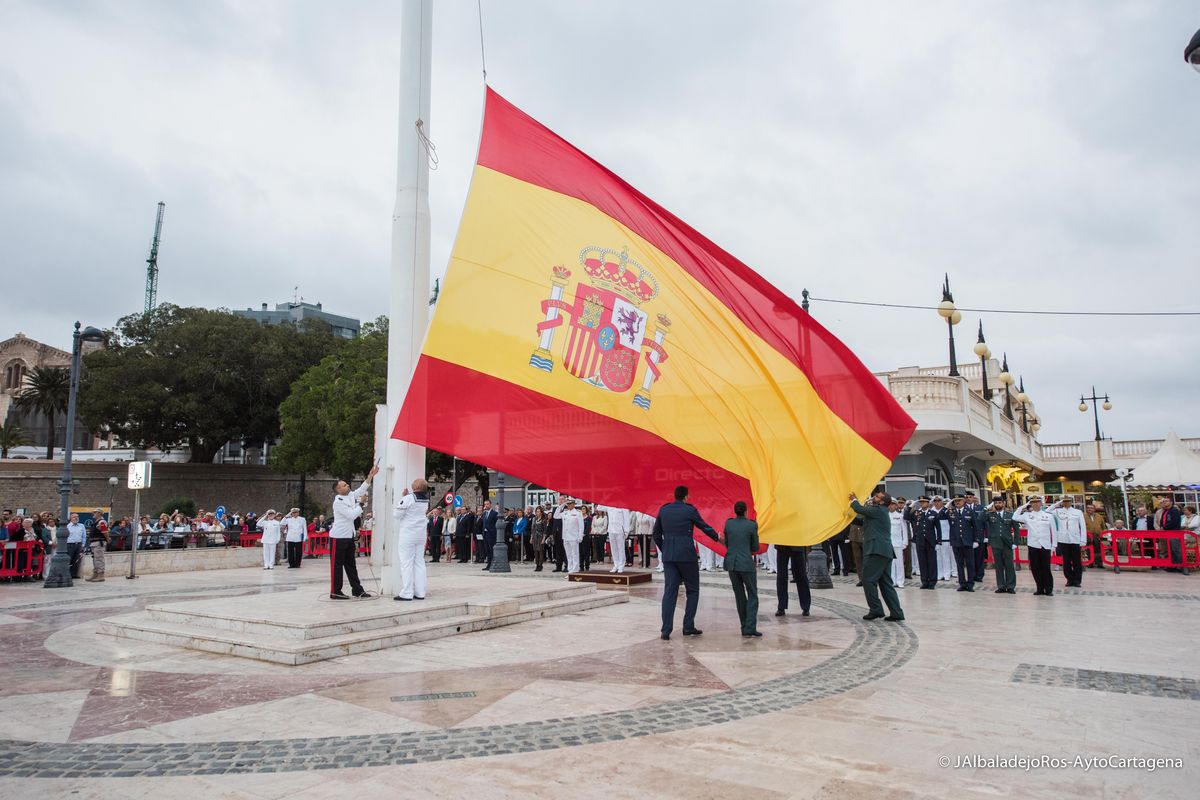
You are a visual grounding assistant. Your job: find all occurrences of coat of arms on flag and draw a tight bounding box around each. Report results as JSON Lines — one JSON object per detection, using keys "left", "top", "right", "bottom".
{"left": 529, "top": 246, "right": 671, "bottom": 410}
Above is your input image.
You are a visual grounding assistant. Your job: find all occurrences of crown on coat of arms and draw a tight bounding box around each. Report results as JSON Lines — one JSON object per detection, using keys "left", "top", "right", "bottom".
{"left": 579, "top": 246, "right": 659, "bottom": 306}
{"left": 552, "top": 265, "right": 572, "bottom": 281}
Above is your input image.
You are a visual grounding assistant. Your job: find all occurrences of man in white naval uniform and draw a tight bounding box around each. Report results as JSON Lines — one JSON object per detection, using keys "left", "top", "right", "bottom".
{"left": 554, "top": 499, "right": 584, "bottom": 573}
{"left": 888, "top": 500, "right": 908, "bottom": 588}
{"left": 1049, "top": 496, "right": 1086, "bottom": 587}
{"left": 1014, "top": 497, "right": 1057, "bottom": 596}
{"left": 602, "top": 505, "right": 632, "bottom": 574}
{"left": 256, "top": 509, "right": 282, "bottom": 570}
{"left": 328, "top": 464, "right": 379, "bottom": 599}
{"left": 391, "top": 478, "right": 431, "bottom": 601}
{"left": 932, "top": 497, "right": 955, "bottom": 580}
{"left": 283, "top": 508, "right": 307, "bottom": 569}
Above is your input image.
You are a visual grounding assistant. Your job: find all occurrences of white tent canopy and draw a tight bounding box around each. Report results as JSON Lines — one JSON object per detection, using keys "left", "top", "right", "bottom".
{"left": 1125, "top": 430, "right": 1200, "bottom": 487}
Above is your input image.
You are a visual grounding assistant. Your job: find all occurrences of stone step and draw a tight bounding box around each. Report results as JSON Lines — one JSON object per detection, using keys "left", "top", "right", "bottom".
{"left": 98, "top": 587, "right": 627, "bottom": 666}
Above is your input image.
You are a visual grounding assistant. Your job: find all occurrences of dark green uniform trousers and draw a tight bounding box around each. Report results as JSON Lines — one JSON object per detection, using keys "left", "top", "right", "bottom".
{"left": 861, "top": 554, "right": 904, "bottom": 619}
{"left": 729, "top": 570, "right": 759, "bottom": 634}
{"left": 990, "top": 539, "right": 1016, "bottom": 591}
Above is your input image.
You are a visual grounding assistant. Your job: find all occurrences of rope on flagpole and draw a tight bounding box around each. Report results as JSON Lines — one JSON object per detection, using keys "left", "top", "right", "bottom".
{"left": 477, "top": 0, "right": 488, "bottom": 80}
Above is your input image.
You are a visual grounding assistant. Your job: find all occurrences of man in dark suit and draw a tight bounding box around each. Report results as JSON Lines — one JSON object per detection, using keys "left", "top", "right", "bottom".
{"left": 722, "top": 501, "right": 761, "bottom": 637}
{"left": 653, "top": 485, "right": 719, "bottom": 640}
{"left": 849, "top": 490, "right": 904, "bottom": 621}
{"left": 947, "top": 496, "right": 979, "bottom": 591}
{"left": 456, "top": 508, "right": 475, "bottom": 563}
{"left": 478, "top": 500, "right": 498, "bottom": 570}
{"left": 774, "top": 544, "right": 811, "bottom": 617}
{"left": 965, "top": 491, "right": 987, "bottom": 582}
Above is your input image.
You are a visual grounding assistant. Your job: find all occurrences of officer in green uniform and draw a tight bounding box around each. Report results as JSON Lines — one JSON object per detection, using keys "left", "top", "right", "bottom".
{"left": 722, "top": 501, "right": 762, "bottom": 637}
{"left": 981, "top": 496, "right": 1019, "bottom": 593}
{"left": 849, "top": 491, "right": 905, "bottom": 622}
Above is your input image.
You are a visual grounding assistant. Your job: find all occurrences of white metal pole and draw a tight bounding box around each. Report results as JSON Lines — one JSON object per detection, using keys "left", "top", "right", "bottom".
{"left": 374, "top": 0, "right": 433, "bottom": 596}
{"left": 127, "top": 489, "right": 140, "bottom": 580}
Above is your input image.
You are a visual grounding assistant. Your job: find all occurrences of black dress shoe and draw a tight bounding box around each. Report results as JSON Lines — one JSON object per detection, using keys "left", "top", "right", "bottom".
{"left": 863, "top": 612, "right": 884, "bottom": 620}
{"left": 802, "top": 609, "right": 810, "bottom": 617}
{"left": 1033, "top": 590, "right": 1044, "bottom": 596}
{"left": 682, "top": 628, "right": 703, "bottom": 636}
{"left": 414, "top": 596, "right": 425, "bottom": 600}
{"left": 855, "top": 582, "right": 863, "bottom": 587}
{"left": 884, "top": 616, "right": 905, "bottom": 622}
{"left": 353, "top": 591, "right": 372, "bottom": 599}
{"left": 660, "top": 633, "right": 670, "bottom": 640}
{"left": 394, "top": 596, "right": 412, "bottom": 601}
{"left": 994, "top": 588, "right": 1006, "bottom": 593}
{"left": 775, "top": 609, "right": 786, "bottom": 617}
{"left": 742, "top": 631, "right": 763, "bottom": 637}
{"left": 329, "top": 593, "right": 350, "bottom": 600}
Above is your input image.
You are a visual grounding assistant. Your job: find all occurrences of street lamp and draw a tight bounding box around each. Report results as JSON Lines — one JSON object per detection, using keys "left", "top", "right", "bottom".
{"left": 1015, "top": 377, "right": 1032, "bottom": 434}
{"left": 44, "top": 322, "right": 106, "bottom": 589}
{"left": 972, "top": 321, "right": 992, "bottom": 399}
{"left": 937, "top": 274, "right": 962, "bottom": 377}
{"left": 107, "top": 476, "right": 118, "bottom": 518}
{"left": 997, "top": 352, "right": 1015, "bottom": 419}
{"left": 1187, "top": 28, "right": 1200, "bottom": 72}
{"left": 1078, "top": 387, "right": 1112, "bottom": 441}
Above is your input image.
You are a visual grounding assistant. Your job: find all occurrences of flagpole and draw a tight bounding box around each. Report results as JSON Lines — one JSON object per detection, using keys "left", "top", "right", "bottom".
{"left": 374, "top": 0, "right": 432, "bottom": 595}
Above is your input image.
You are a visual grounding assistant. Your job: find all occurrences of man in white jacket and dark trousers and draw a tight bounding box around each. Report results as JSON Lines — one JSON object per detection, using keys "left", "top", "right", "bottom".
{"left": 602, "top": 506, "right": 632, "bottom": 574}
{"left": 329, "top": 464, "right": 379, "bottom": 600}
{"left": 1049, "top": 496, "right": 1086, "bottom": 587}
{"left": 257, "top": 510, "right": 281, "bottom": 570}
{"left": 392, "top": 478, "right": 431, "bottom": 601}
{"left": 283, "top": 508, "right": 307, "bottom": 569}
{"left": 554, "top": 499, "right": 584, "bottom": 574}
{"left": 1014, "top": 497, "right": 1057, "bottom": 596}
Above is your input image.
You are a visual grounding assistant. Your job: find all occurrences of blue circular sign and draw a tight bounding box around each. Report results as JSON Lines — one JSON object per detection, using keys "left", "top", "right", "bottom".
{"left": 453, "top": 495, "right": 464, "bottom": 508}
{"left": 597, "top": 326, "right": 617, "bottom": 351}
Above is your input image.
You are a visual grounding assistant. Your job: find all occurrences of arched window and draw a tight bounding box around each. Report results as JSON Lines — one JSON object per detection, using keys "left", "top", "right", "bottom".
{"left": 4, "top": 360, "right": 27, "bottom": 391}
{"left": 925, "top": 463, "right": 949, "bottom": 499}
{"left": 966, "top": 470, "right": 987, "bottom": 502}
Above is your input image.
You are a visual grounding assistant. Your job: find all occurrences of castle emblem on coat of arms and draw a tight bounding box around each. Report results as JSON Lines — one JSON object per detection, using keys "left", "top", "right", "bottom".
{"left": 529, "top": 246, "right": 671, "bottom": 410}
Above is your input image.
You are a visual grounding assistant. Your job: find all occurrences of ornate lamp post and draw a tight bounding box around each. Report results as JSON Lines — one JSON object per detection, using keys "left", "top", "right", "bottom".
{"left": 997, "top": 353, "right": 1015, "bottom": 419}
{"left": 972, "top": 321, "right": 992, "bottom": 399}
{"left": 1078, "top": 387, "right": 1112, "bottom": 441}
{"left": 44, "top": 322, "right": 106, "bottom": 589}
{"left": 1015, "top": 378, "right": 1031, "bottom": 434}
{"left": 937, "top": 274, "right": 963, "bottom": 377}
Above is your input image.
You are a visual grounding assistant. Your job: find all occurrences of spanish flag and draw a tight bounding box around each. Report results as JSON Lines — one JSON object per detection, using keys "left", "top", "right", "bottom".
{"left": 394, "top": 88, "right": 915, "bottom": 545}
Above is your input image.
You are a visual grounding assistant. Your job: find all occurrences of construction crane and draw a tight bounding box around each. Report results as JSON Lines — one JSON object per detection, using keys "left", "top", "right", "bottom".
{"left": 144, "top": 201, "right": 165, "bottom": 314}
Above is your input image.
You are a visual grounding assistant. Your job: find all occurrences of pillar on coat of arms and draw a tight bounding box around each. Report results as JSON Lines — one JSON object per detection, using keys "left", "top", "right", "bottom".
{"left": 530, "top": 266, "right": 572, "bottom": 372}
{"left": 633, "top": 314, "right": 671, "bottom": 410}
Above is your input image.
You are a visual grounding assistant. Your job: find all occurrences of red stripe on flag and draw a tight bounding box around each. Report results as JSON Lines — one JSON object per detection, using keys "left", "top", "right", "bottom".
{"left": 477, "top": 87, "right": 914, "bottom": 458}
{"left": 394, "top": 355, "right": 752, "bottom": 525}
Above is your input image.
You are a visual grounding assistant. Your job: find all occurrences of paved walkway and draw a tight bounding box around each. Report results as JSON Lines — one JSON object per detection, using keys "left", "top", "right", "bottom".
{"left": 1, "top": 559, "right": 1196, "bottom": 798}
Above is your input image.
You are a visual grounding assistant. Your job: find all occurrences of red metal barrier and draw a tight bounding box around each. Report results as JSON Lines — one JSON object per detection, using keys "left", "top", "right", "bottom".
{"left": 357, "top": 531, "right": 372, "bottom": 556}
{"left": 304, "top": 532, "right": 330, "bottom": 558}
{"left": 0, "top": 541, "right": 44, "bottom": 580}
{"left": 982, "top": 530, "right": 1094, "bottom": 567}
{"left": 240, "top": 532, "right": 263, "bottom": 548}
{"left": 1100, "top": 530, "right": 1199, "bottom": 572}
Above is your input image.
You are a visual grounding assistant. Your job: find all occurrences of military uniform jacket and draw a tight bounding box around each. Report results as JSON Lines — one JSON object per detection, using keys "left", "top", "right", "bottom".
{"left": 906, "top": 507, "right": 940, "bottom": 546}
{"left": 850, "top": 501, "right": 893, "bottom": 559}
{"left": 722, "top": 517, "right": 759, "bottom": 572}
{"left": 946, "top": 507, "right": 979, "bottom": 548}
{"left": 652, "top": 501, "right": 718, "bottom": 562}
{"left": 981, "top": 510, "right": 1018, "bottom": 546}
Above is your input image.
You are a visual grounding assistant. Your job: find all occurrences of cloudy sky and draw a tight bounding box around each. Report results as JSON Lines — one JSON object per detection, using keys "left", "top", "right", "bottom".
{"left": 2, "top": 0, "right": 1198, "bottom": 443}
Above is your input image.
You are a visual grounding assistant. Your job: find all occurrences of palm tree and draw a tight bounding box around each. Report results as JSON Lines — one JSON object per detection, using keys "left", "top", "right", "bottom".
{"left": 14, "top": 366, "right": 70, "bottom": 459}
{"left": 0, "top": 419, "right": 28, "bottom": 458}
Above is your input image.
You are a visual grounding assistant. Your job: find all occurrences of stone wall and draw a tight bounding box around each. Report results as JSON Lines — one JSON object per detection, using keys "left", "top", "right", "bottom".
{"left": 0, "top": 460, "right": 335, "bottom": 520}
{"left": 80, "top": 546, "right": 265, "bottom": 577}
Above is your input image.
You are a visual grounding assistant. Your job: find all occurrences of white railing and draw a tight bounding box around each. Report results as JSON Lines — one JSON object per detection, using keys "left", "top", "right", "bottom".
{"left": 1042, "top": 443, "right": 1081, "bottom": 460}
{"left": 887, "top": 376, "right": 964, "bottom": 412}
{"left": 968, "top": 391, "right": 992, "bottom": 421}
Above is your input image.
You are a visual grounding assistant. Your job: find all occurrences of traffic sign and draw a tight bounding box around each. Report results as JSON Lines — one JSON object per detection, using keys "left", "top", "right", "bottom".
{"left": 127, "top": 461, "right": 152, "bottom": 490}
{"left": 214, "top": 505, "right": 227, "bottom": 522}
{"left": 453, "top": 495, "right": 464, "bottom": 508}
{"left": 443, "top": 491, "right": 454, "bottom": 506}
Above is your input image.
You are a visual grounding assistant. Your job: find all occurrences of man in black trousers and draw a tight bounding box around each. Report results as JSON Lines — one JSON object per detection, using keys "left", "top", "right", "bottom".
{"left": 456, "top": 507, "right": 474, "bottom": 563}
{"left": 478, "top": 500, "right": 498, "bottom": 570}
{"left": 774, "top": 544, "right": 811, "bottom": 617}
{"left": 653, "top": 486, "right": 719, "bottom": 640}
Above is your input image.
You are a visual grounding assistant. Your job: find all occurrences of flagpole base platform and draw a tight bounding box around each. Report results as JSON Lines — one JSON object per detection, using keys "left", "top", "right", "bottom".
{"left": 568, "top": 569, "right": 653, "bottom": 588}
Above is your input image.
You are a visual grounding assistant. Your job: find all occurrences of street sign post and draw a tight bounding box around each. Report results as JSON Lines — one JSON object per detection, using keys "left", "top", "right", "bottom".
{"left": 126, "top": 462, "right": 152, "bottom": 580}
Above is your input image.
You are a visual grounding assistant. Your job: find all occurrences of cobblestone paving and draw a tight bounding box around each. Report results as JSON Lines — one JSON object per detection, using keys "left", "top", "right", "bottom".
{"left": 0, "top": 595, "right": 916, "bottom": 778}
{"left": 1011, "top": 664, "right": 1200, "bottom": 701}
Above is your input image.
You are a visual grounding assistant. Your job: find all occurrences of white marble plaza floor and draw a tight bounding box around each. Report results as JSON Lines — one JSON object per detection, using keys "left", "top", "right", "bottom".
{"left": 1, "top": 558, "right": 1196, "bottom": 798}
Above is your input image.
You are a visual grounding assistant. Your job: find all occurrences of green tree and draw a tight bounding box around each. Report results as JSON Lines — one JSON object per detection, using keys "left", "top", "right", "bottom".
{"left": 78, "top": 305, "right": 340, "bottom": 463}
{"left": 271, "top": 318, "right": 388, "bottom": 481}
{"left": 0, "top": 419, "right": 30, "bottom": 458}
{"left": 14, "top": 366, "right": 70, "bottom": 459}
